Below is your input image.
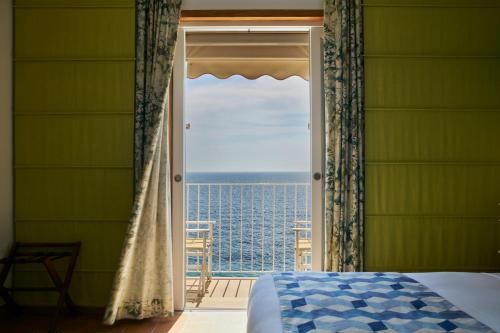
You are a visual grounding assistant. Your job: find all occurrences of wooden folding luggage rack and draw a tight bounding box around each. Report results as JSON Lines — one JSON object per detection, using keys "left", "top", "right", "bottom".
{"left": 0, "top": 242, "right": 81, "bottom": 333}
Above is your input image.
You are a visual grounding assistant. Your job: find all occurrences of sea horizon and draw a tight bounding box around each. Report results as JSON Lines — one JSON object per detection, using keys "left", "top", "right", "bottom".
{"left": 186, "top": 171, "right": 311, "bottom": 184}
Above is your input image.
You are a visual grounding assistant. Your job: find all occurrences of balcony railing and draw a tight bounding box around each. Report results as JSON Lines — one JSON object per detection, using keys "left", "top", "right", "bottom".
{"left": 185, "top": 183, "right": 312, "bottom": 276}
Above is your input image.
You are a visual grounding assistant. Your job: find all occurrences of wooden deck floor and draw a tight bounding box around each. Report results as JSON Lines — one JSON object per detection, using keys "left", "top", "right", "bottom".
{"left": 186, "top": 277, "right": 256, "bottom": 309}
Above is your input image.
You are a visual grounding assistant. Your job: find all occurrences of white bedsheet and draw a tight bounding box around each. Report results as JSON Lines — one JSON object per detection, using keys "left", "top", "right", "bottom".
{"left": 247, "top": 272, "right": 500, "bottom": 333}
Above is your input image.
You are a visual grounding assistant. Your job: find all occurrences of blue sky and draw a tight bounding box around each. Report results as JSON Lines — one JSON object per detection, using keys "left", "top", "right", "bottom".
{"left": 185, "top": 75, "right": 310, "bottom": 172}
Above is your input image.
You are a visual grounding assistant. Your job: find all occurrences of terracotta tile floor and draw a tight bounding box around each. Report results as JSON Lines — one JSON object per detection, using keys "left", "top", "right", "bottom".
{"left": 0, "top": 312, "right": 182, "bottom": 333}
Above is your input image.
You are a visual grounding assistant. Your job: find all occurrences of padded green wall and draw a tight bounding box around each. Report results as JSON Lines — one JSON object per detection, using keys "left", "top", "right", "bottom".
{"left": 363, "top": 0, "right": 500, "bottom": 271}
{"left": 14, "top": 0, "right": 135, "bottom": 306}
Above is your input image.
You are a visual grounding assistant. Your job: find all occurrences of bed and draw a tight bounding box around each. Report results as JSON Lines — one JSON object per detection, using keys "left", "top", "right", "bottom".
{"left": 247, "top": 272, "right": 500, "bottom": 333}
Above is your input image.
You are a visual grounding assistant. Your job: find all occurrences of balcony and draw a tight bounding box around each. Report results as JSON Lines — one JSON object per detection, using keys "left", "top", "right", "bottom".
{"left": 184, "top": 182, "right": 312, "bottom": 307}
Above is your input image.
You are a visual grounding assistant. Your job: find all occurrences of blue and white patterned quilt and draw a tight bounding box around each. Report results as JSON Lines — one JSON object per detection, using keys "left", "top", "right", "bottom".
{"left": 273, "top": 272, "right": 494, "bottom": 333}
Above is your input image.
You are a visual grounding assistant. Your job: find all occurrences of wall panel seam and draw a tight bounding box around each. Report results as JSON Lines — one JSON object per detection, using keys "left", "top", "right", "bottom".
{"left": 364, "top": 267, "right": 500, "bottom": 271}
{"left": 363, "top": 4, "right": 500, "bottom": 8}
{"left": 15, "top": 58, "right": 135, "bottom": 62}
{"left": 365, "top": 55, "right": 500, "bottom": 59}
{"left": 14, "top": 5, "right": 134, "bottom": 9}
{"left": 15, "top": 269, "right": 117, "bottom": 273}
{"left": 16, "top": 219, "right": 129, "bottom": 223}
{"left": 15, "top": 165, "right": 133, "bottom": 169}
{"left": 366, "top": 107, "right": 500, "bottom": 112}
{"left": 14, "top": 112, "right": 133, "bottom": 116}
{"left": 366, "top": 161, "right": 500, "bottom": 165}
{"left": 366, "top": 214, "right": 499, "bottom": 219}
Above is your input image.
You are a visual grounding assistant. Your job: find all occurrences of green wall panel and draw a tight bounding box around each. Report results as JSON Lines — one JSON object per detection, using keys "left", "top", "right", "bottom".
{"left": 364, "top": 7, "right": 500, "bottom": 55}
{"left": 366, "top": 110, "right": 500, "bottom": 161}
{"left": 365, "top": 58, "right": 500, "bottom": 108}
{"left": 15, "top": 115, "right": 133, "bottom": 166}
{"left": 15, "top": 169, "right": 132, "bottom": 221}
{"left": 15, "top": 8, "right": 134, "bottom": 58}
{"left": 366, "top": 164, "right": 500, "bottom": 216}
{"left": 15, "top": 62, "right": 134, "bottom": 113}
{"left": 364, "top": 0, "right": 500, "bottom": 272}
{"left": 365, "top": 217, "right": 500, "bottom": 271}
{"left": 14, "top": 0, "right": 134, "bottom": 306}
{"left": 364, "top": 0, "right": 500, "bottom": 6}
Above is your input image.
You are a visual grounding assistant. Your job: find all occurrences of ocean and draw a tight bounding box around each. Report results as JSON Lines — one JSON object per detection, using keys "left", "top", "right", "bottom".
{"left": 185, "top": 172, "right": 312, "bottom": 276}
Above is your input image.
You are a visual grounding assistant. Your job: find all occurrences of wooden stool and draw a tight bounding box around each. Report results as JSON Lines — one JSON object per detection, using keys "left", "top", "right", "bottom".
{"left": 0, "top": 242, "right": 81, "bottom": 333}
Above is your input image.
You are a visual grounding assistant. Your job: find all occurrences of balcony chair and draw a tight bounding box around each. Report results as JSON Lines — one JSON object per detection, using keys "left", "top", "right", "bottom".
{"left": 185, "top": 221, "right": 215, "bottom": 298}
{"left": 292, "top": 221, "right": 312, "bottom": 271}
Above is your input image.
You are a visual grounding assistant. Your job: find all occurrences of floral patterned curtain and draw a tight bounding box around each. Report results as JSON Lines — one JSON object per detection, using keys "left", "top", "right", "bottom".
{"left": 104, "top": 0, "right": 182, "bottom": 324}
{"left": 323, "top": 0, "right": 365, "bottom": 272}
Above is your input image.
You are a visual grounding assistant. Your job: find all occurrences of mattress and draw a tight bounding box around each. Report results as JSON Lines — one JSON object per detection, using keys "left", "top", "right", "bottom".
{"left": 247, "top": 272, "right": 500, "bottom": 333}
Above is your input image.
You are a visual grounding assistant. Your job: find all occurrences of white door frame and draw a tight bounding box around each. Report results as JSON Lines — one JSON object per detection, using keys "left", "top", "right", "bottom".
{"left": 171, "top": 26, "right": 324, "bottom": 310}
{"left": 172, "top": 27, "right": 186, "bottom": 311}
{"left": 309, "top": 26, "right": 324, "bottom": 272}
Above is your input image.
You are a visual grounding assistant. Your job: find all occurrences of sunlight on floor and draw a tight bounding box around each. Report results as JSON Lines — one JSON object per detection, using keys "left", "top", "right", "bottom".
{"left": 168, "top": 310, "right": 247, "bottom": 333}
{"left": 186, "top": 278, "right": 255, "bottom": 309}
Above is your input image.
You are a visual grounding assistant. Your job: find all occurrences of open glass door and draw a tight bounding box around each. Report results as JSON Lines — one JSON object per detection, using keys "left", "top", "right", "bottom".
{"left": 172, "top": 26, "right": 324, "bottom": 311}
{"left": 171, "top": 27, "right": 186, "bottom": 311}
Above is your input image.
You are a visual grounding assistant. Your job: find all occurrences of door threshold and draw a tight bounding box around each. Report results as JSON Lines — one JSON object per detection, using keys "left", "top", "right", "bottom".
{"left": 183, "top": 308, "right": 247, "bottom": 312}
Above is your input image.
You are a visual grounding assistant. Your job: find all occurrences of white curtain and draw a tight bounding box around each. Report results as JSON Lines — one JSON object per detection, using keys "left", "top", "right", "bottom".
{"left": 104, "top": 0, "right": 182, "bottom": 324}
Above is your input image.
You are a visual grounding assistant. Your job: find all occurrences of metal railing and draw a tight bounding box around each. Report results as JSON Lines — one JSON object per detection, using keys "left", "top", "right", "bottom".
{"left": 185, "top": 183, "right": 312, "bottom": 275}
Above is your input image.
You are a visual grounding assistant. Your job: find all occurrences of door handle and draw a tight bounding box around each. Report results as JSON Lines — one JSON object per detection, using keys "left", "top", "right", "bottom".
{"left": 313, "top": 172, "right": 322, "bottom": 181}
{"left": 174, "top": 174, "right": 182, "bottom": 182}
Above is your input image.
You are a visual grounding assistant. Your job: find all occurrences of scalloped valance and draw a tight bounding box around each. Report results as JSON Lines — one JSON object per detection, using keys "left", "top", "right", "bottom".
{"left": 186, "top": 32, "right": 309, "bottom": 80}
